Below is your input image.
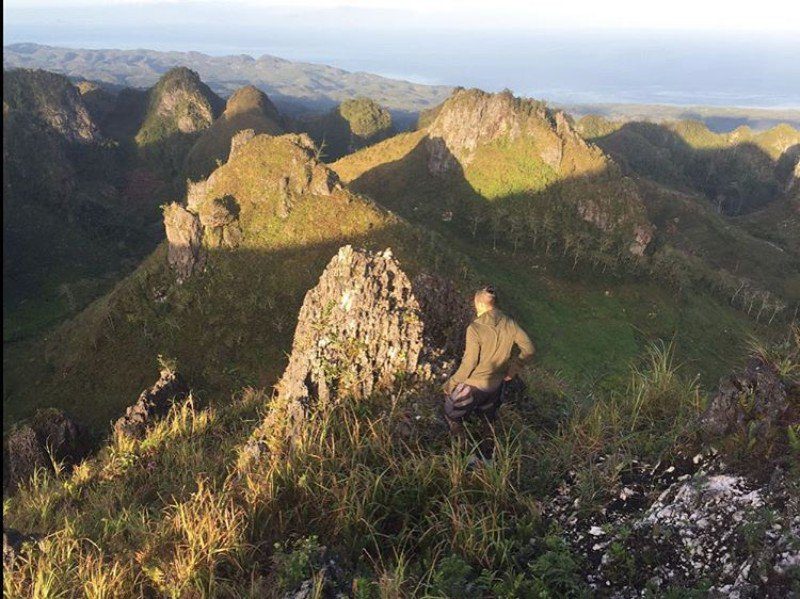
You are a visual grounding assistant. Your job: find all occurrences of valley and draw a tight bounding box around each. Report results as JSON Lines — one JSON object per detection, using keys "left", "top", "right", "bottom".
{"left": 2, "top": 57, "right": 799, "bottom": 597}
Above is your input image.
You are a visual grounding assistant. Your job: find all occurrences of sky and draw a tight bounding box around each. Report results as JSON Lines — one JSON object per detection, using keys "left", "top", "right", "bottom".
{"left": 4, "top": 0, "right": 799, "bottom": 32}
{"left": 4, "top": 1, "right": 800, "bottom": 107}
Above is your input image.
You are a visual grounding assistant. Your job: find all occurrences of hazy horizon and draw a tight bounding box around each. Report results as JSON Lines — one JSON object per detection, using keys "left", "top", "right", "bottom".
{"left": 4, "top": 1, "right": 800, "bottom": 108}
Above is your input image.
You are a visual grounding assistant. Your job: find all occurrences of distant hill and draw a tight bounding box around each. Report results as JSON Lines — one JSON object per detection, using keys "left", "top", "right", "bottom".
{"left": 298, "top": 97, "right": 395, "bottom": 161}
{"left": 564, "top": 102, "right": 800, "bottom": 133}
{"left": 5, "top": 43, "right": 800, "bottom": 135}
{"left": 3, "top": 43, "right": 452, "bottom": 129}
{"left": 336, "top": 88, "right": 655, "bottom": 263}
{"left": 577, "top": 116, "right": 800, "bottom": 215}
{"left": 184, "top": 85, "right": 284, "bottom": 179}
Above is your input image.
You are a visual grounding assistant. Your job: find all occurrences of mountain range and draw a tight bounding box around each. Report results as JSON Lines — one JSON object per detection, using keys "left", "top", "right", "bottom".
{"left": 2, "top": 60, "right": 799, "bottom": 597}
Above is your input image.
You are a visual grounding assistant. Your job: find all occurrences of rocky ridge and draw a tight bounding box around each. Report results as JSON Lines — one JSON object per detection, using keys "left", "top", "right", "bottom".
{"left": 135, "top": 66, "right": 224, "bottom": 146}
{"left": 3, "top": 69, "right": 101, "bottom": 144}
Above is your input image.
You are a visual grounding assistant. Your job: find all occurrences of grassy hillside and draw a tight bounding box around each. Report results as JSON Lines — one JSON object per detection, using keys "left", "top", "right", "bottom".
{"left": 340, "top": 90, "right": 654, "bottom": 267}
{"left": 577, "top": 117, "right": 800, "bottom": 215}
{"left": 2, "top": 134, "right": 460, "bottom": 432}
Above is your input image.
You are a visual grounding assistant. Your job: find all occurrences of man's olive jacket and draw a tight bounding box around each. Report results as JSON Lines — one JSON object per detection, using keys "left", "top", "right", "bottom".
{"left": 444, "top": 308, "right": 535, "bottom": 394}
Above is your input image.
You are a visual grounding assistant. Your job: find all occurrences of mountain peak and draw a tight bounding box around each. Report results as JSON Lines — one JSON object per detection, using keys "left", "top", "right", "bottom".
{"left": 426, "top": 88, "right": 602, "bottom": 177}
{"left": 3, "top": 69, "right": 101, "bottom": 144}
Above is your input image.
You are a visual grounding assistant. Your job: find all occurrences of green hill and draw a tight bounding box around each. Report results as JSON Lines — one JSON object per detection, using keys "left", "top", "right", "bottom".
{"left": 134, "top": 67, "right": 224, "bottom": 181}
{"left": 299, "top": 97, "right": 395, "bottom": 161}
{"left": 336, "top": 89, "right": 654, "bottom": 265}
{"left": 184, "top": 85, "right": 284, "bottom": 180}
{"left": 577, "top": 116, "right": 800, "bottom": 215}
{"left": 3, "top": 133, "right": 454, "bottom": 431}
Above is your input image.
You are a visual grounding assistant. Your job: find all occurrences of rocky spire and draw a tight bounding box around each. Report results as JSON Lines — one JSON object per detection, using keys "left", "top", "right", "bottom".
{"left": 244, "top": 245, "right": 470, "bottom": 457}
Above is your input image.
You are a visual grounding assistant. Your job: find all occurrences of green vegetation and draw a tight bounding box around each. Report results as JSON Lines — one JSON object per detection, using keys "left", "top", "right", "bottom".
{"left": 5, "top": 333, "right": 761, "bottom": 596}
{"left": 577, "top": 117, "right": 800, "bottom": 215}
{"left": 300, "top": 97, "right": 395, "bottom": 161}
{"left": 184, "top": 85, "right": 283, "bottom": 180}
{"left": 134, "top": 67, "right": 224, "bottom": 182}
{"left": 2, "top": 134, "right": 460, "bottom": 432}
{"left": 3, "top": 69, "right": 164, "bottom": 342}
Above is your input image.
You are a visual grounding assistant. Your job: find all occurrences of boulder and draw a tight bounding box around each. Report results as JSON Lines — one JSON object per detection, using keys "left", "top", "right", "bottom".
{"left": 702, "top": 355, "right": 798, "bottom": 457}
{"left": 198, "top": 195, "right": 242, "bottom": 248}
{"left": 163, "top": 202, "right": 205, "bottom": 282}
{"left": 247, "top": 245, "right": 469, "bottom": 455}
{"left": 3, "top": 408, "right": 88, "bottom": 491}
{"left": 229, "top": 128, "right": 256, "bottom": 161}
{"left": 113, "top": 368, "right": 190, "bottom": 439}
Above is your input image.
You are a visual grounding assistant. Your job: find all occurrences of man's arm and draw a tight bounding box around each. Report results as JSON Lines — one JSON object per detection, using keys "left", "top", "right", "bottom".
{"left": 444, "top": 325, "right": 480, "bottom": 393}
{"left": 505, "top": 323, "right": 535, "bottom": 380}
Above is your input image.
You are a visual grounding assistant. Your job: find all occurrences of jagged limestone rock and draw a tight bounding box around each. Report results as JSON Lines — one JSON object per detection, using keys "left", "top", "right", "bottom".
{"left": 229, "top": 128, "right": 256, "bottom": 160}
{"left": 423, "top": 88, "right": 654, "bottom": 256}
{"left": 113, "top": 368, "right": 190, "bottom": 439}
{"left": 702, "top": 355, "right": 798, "bottom": 447}
{"left": 197, "top": 195, "right": 242, "bottom": 248}
{"left": 163, "top": 202, "right": 205, "bottom": 282}
{"left": 3, "top": 408, "right": 88, "bottom": 491}
{"left": 244, "top": 245, "right": 469, "bottom": 458}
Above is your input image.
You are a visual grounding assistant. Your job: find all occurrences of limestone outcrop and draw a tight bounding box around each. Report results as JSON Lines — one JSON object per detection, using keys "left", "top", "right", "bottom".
{"left": 113, "top": 368, "right": 190, "bottom": 438}
{"left": 3, "top": 408, "right": 88, "bottom": 491}
{"left": 164, "top": 202, "right": 205, "bottom": 282}
{"left": 246, "top": 245, "right": 469, "bottom": 455}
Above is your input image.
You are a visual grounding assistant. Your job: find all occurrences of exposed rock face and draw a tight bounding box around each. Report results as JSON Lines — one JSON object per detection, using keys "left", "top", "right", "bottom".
{"left": 229, "top": 128, "right": 256, "bottom": 160}
{"left": 426, "top": 89, "right": 529, "bottom": 173}
{"left": 150, "top": 68, "right": 221, "bottom": 134}
{"left": 3, "top": 69, "right": 101, "bottom": 144}
{"left": 702, "top": 355, "right": 798, "bottom": 454}
{"left": 544, "top": 453, "right": 800, "bottom": 597}
{"left": 197, "top": 195, "right": 242, "bottom": 248}
{"left": 423, "top": 88, "right": 654, "bottom": 256}
{"left": 113, "top": 368, "right": 190, "bottom": 438}
{"left": 246, "top": 246, "right": 469, "bottom": 455}
{"left": 3, "top": 408, "right": 88, "bottom": 491}
{"left": 164, "top": 202, "right": 205, "bottom": 282}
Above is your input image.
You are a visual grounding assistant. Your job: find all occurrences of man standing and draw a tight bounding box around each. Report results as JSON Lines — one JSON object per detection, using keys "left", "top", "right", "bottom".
{"left": 444, "top": 285, "right": 535, "bottom": 460}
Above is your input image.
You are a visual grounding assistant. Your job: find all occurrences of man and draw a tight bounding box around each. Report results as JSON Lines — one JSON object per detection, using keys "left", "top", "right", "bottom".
{"left": 444, "top": 285, "right": 535, "bottom": 460}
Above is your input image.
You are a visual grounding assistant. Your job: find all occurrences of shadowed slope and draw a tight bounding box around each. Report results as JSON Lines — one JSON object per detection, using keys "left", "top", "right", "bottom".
{"left": 184, "top": 85, "right": 284, "bottom": 180}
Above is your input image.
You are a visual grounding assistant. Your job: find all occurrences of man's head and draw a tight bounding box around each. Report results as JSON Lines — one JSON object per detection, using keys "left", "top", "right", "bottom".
{"left": 474, "top": 284, "right": 497, "bottom": 316}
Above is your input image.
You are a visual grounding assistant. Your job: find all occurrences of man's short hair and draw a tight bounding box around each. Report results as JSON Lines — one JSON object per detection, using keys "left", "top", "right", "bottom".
{"left": 475, "top": 284, "right": 497, "bottom": 306}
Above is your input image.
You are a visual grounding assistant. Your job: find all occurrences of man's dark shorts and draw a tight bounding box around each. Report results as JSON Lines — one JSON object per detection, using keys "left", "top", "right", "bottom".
{"left": 445, "top": 383, "right": 503, "bottom": 423}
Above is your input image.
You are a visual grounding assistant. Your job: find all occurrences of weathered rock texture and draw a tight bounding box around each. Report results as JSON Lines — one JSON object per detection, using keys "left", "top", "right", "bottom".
{"left": 164, "top": 202, "right": 205, "bottom": 282}
{"left": 3, "top": 408, "right": 88, "bottom": 491}
{"left": 544, "top": 452, "right": 800, "bottom": 597}
{"left": 424, "top": 88, "right": 654, "bottom": 255}
{"left": 113, "top": 368, "right": 190, "bottom": 438}
{"left": 702, "top": 354, "right": 799, "bottom": 462}
{"left": 246, "top": 246, "right": 469, "bottom": 455}
{"left": 3, "top": 69, "right": 101, "bottom": 144}
{"left": 229, "top": 128, "right": 256, "bottom": 160}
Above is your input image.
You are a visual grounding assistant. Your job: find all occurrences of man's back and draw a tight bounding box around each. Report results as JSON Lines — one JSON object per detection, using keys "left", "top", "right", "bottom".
{"left": 446, "top": 308, "right": 534, "bottom": 393}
